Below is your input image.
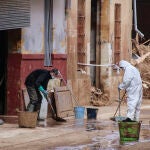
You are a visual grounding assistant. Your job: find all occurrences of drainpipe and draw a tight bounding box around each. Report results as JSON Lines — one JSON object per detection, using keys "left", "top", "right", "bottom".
{"left": 133, "top": 0, "right": 144, "bottom": 38}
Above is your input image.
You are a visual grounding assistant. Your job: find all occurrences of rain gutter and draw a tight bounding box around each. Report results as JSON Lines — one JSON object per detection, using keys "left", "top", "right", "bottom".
{"left": 133, "top": 0, "right": 144, "bottom": 38}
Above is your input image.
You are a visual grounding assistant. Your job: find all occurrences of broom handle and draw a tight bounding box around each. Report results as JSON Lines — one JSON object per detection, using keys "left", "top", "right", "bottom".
{"left": 46, "top": 95, "right": 57, "bottom": 117}
{"left": 119, "top": 89, "right": 121, "bottom": 116}
{"left": 113, "top": 91, "right": 126, "bottom": 117}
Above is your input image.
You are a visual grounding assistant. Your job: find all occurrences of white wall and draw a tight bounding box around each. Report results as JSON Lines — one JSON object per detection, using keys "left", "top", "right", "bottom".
{"left": 21, "top": 0, "right": 66, "bottom": 54}
{"left": 21, "top": 0, "right": 44, "bottom": 54}
{"left": 53, "top": 0, "right": 66, "bottom": 53}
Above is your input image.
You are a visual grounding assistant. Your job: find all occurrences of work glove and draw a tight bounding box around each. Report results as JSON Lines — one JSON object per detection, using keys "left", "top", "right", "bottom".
{"left": 38, "top": 86, "right": 48, "bottom": 97}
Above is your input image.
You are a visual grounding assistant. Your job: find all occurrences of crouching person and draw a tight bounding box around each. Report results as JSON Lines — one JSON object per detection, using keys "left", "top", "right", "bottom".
{"left": 25, "top": 69, "right": 58, "bottom": 112}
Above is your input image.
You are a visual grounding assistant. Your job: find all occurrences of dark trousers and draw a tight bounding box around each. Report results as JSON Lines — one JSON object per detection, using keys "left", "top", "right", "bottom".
{"left": 26, "top": 86, "right": 42, "bottom": 112}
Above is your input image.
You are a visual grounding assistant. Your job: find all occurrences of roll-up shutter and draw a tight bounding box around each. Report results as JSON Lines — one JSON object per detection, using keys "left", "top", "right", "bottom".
{"left": 0, "top": 0, "right": 30, "bottom": 31}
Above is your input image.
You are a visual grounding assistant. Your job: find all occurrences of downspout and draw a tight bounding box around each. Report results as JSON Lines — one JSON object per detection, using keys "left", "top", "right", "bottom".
{"left": 133, "top": 0, "right": 144, "bottom": 38}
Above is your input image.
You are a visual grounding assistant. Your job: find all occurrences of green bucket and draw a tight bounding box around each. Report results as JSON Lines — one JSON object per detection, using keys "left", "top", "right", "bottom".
{"left": 118, "top": 121, "right": 141, "bottom": 144}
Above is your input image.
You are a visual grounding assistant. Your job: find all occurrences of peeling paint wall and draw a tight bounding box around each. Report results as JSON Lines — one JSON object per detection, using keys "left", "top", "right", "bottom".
{"left": 21, "top": 0, "right": 44, "bottom": 54}
{"left": 21, "top": 0, "right": 66, "bottom": 54}
{"left": 53, "top": 0, "right": 66, "bottom": 54}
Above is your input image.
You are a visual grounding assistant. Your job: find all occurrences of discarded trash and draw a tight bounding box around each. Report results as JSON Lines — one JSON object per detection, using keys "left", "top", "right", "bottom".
{"left": 118, "top": 121, "right": 141, "bottom": 144}
{"left": 39, "top": 91, "right": 48, "bottom": 120}
{"left": 86, "top": 108, "right": 98, "bottom": 120}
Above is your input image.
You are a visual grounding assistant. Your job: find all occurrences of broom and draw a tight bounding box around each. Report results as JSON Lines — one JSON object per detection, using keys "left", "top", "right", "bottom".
{"left": 46, "top": 95, "right": 66, "bottom": 122}
{"left": 110, "top": 90, "right": 126, "bottom": 121}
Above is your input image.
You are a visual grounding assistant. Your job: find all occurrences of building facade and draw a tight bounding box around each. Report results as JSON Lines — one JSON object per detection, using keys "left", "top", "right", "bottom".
{"left": 0, "top": 0, "right": 134, "bottom": 118}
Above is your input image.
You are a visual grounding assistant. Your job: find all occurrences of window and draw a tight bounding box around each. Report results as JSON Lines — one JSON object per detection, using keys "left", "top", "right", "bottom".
{"left": 114, "top": 4, "right": 121, "bottom": 64}
{"left": 77, "top": 0, "right": 86, "bottom": 71}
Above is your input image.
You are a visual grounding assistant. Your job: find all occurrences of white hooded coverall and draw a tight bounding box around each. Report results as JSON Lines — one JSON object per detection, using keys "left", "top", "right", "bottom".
{"left": 118, "top": 60, "right": 143, "bottom": 121}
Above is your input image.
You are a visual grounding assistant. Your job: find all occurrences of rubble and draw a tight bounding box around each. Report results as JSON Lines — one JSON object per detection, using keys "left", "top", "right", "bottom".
{"left": 132, "top": 39, "right": 150, "bottom": 98}
{"left": 90, "top": 39, "right": 150, "bottom": 107}
{"left": 90, "top": 86, "right": 110, "bottom": 106}
{"left": 138, "top": 56, "right": 150, "bottom": 98}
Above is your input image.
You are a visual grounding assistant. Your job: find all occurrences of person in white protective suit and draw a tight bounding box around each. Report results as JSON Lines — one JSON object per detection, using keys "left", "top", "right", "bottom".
{"left": 118, "top": 60, "right": 143, "bottom": 122}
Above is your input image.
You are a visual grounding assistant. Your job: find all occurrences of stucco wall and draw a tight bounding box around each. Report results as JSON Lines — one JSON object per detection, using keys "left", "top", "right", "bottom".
{"left": 53, "top": 0, "right": 66, "bottom": 54}
{"left": 100, "top": 0, "right": 132, "bottom": 100}
{"left": 110, "top": 0, "right": 132, "bottom": 100}
{"left": 21, "top": 0, "right": 66, "bottom": 54}
{"left": 6, "top": 0, "right": 68, "bottom": 115}
{"left": 110, "top": 0, "right": 132, "bottom": 61}
{"left": 21, "top": 0, "right": 44, "bottom": 54}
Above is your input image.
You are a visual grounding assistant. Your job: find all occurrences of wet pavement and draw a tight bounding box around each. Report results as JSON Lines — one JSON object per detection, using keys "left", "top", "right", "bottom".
{"left": 47, "top": 119, "right": 150, "bottom": 150}
{"left": 0, "top": 100, "right": 149, "bottom": 150}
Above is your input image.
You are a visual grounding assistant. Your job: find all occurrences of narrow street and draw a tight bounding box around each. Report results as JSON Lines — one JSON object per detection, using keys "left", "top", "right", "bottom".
{"left": 0, "top": 100, "right": 149, "bottom": 150}
{"left": 0, "top": 1, "right": 149, "bottom": 150}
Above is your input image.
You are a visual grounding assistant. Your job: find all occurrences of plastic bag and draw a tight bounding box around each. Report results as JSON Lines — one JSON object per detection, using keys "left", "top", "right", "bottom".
{"left": 38, "top": 92, "right": 48, "bottom": 120}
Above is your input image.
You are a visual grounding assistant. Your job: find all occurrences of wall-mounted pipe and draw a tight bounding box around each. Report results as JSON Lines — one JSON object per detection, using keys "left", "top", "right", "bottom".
{"left": 133, "top": 0, "right": 144, "bottom": 38}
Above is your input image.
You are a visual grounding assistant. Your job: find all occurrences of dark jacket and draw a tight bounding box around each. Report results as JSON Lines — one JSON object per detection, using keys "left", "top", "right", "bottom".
{"left": 25, "top": 69, "right": 52, "bottom": 89}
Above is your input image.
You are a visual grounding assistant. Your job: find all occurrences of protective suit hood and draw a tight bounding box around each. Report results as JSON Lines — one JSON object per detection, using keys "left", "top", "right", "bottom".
{"left": 119, "top": 60, "right": 131, "bottom": 69}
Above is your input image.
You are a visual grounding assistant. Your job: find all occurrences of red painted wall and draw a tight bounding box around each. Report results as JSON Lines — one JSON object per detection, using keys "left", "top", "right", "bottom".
{"left": 7, "top": 53, "right": 67, "bottom": 115}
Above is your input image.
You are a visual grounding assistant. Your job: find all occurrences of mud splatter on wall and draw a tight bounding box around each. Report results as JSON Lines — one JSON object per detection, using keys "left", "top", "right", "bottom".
{"left": 21, "top": 0, "right": 44, "bottom": 54}
{"left": 53, "top": 0, "right": 66, "bottom": 53}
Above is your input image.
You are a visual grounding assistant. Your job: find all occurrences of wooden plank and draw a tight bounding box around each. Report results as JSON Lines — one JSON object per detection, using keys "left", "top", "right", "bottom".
{"left": 67, "top": 74, "right": 91, "bottom": 106}
{"left": 66, "top": 80, "right": 79, "bottom": 107}
{"left": 77, "top": 74, "right": 91, "bottom": 105}
{"left": 131, "top": 52, "right": 150, "bottom": 65}
{"left": 47, "top": 78, "right": 61, "bottom": 92}
{"left": 54, "top": 86, "right": 74, "bottom": 118}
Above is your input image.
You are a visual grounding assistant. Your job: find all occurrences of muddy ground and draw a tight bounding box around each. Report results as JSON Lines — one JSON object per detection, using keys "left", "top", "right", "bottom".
{"left": 0, "top": 99, "right": 149, "bottom": 150}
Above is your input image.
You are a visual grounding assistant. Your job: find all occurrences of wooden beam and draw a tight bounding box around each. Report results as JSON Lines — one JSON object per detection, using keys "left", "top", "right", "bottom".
{"left": 131, "top": 51, "right": 150, "bottom": 65}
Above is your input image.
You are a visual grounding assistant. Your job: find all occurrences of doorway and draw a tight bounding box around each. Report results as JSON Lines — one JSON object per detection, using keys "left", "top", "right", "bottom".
{"left": 0, "top": 30, "right": 8, "bottom": 114}
{"left": 90, "top": 0, "right": 97, "bottom": 86}
{"left": 135, "top": 0, "right": 150, "bottom": 42}
{"left": 90, "top": 0, "right": 101, "bottom": 87}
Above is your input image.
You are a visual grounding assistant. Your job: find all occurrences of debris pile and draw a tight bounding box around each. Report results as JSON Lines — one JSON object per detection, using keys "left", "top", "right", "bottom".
{"left": 131, "top": 39, "right": 150, "bottom": 98}
{"left": 90, "top": 39, "right": 150, "bottom": 106}
{"left": 138, "top": 57, "right": 150, "bottom": 98}
{"left": 90, "top": 86, "right": 110, "bottom": 106}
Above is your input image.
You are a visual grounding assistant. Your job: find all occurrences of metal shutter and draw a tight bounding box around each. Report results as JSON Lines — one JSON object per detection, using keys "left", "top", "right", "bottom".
{"left": 0, "top": 0, "right": 30, "bottom": 31}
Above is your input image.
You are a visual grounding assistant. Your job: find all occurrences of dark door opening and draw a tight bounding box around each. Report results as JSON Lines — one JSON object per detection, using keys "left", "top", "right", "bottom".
{"left": 90, "top": 0, "right": 97, "bottom": 86}
{"left": 0, "top": 30, "right": 8, "bottom": 115}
